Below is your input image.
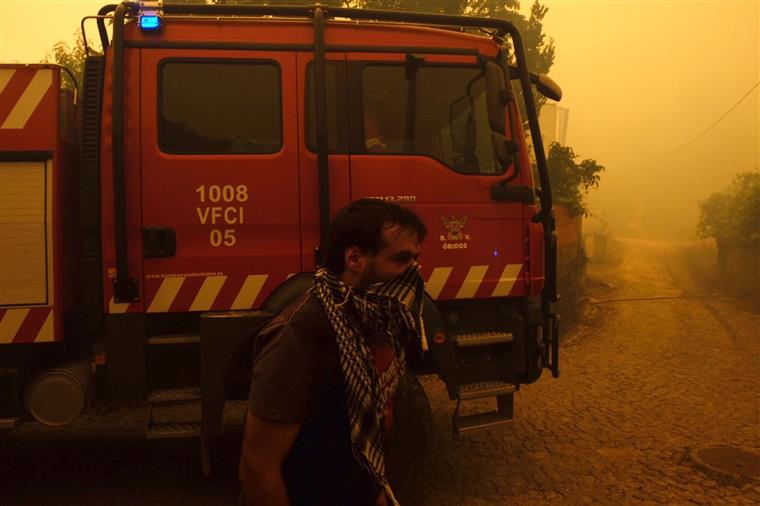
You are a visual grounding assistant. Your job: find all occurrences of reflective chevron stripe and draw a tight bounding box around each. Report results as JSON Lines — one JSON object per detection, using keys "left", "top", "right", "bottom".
{"left": 425, "top": 264, "right": 524, "bottom": 300}
{"left": 107, "top": 264, "right": 526, "bottom": 314}
{"left": 0, "top": 307, "right": 55, "bottom": 344}
{"left": 492, "top": 264, "right": 523, "bottom": 297}
{"left": 455, "top": 265, "right": 490, "bottom": 299}
{"left": 189, "top": 276, "right": 227, "bottom": 312}
{"left": 425, "top": 267, "right": 453, "bottom": 300}
{"left": 109, "top": 296, "right": 131, "bottom": 314}
{"left": 147, "top": 277, "right": 185, "bottom": 313}
{"left": 108, "top": 274, "right": 271, "bottom": 314}
{"left": 1, "top": 69, "right": 53, "bottom": 130}
{"left": 0, "top": 308, "right": 27, "bottom": 342}
{"left": 231, "top": 275, "right": 268, "bottom": 310}
{"left": 0, "top": 68, "right": 14, "bottom": 95}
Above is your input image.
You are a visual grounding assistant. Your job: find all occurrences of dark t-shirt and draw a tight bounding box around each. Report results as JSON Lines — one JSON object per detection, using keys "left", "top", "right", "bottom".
{"left": 248, "top": 293, "right": 394, "bottom": 506}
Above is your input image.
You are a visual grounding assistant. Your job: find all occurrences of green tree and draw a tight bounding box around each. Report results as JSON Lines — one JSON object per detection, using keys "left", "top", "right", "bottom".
{"left": 45, "top": 32, "right": 86, "bottom": 93}
{"left": 165, "top": 0, "right": 343, "bottom": 5}
{"left": 360, "top": 0, "right": 554, "bottom": 123}
{"left": 49, "top": 0, "right": 556, "bottom": 120}
{"left": 175, "top": 1, "right": 555, "bottom": 79}
{"left": 545, "top": 142, "right": 604, "bottom": 217}
{"left": 359, "top": 0, "right": 554, "bottom": 75}
{"left": 698, "top": 171, "right": 760, "bottom": 243}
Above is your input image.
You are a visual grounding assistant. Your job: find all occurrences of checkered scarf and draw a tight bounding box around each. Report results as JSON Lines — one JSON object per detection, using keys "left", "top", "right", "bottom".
{"left": 310, "top": 263, "right": 426, "bottom": 506}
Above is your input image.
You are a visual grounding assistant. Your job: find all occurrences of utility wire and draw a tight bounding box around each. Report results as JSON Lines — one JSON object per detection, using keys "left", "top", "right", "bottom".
{"left": 677, "top": 80, "right": 759, "bottom": 149}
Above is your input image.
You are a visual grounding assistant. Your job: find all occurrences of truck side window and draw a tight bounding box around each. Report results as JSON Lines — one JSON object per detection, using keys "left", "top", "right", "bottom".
{"left": 361, "top": 64, "right": 502, "bottom": 175}
{"left": 305, "top": 62, "right": 348, "bottom": 153}
{"left": 159, "top": 61, "right": 282, "bottom": 155}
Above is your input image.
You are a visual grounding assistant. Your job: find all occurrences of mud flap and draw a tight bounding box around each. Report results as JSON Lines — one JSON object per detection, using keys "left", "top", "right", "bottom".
{"left": 542, "top": 314, "right": 559, "bottom": 378}
{"left": 385, "top": 374, "right": 434, "bottom": 501}
{"left": 199, "top": 310, "right": 271, "bottom": 476}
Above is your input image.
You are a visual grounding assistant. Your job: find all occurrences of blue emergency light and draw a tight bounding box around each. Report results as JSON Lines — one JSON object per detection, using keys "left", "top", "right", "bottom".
{"left": 139, "top": 13, "right": 161, "bottom": 31}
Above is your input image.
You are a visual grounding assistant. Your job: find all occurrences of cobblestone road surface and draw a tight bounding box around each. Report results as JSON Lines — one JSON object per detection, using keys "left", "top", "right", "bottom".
{"left": 408, "top": 240, "right": 760, "bottom": 505}
{"left": 1, "top": 240, "right": 758, "bottom": 505}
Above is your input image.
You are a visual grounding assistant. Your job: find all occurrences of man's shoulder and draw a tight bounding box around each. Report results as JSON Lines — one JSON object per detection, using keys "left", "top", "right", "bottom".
{"left": 282, "top": 292, "right": 326, "bottom": 323}
{"left": 248, "top": 293, "right": 338, "bottom": 424}
{"left": 258, "top": 292, "right": 333, "bottom": 347}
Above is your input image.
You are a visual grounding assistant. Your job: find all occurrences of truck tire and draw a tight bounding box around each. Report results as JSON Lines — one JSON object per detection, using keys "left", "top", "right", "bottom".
{"left": 386, "top": 373, "right": 434, "bottom": 501}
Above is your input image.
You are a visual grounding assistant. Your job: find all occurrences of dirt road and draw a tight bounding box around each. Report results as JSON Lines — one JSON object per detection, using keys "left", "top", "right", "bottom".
{"left": 1, "top": 240, "right": 758, "bottom": 505}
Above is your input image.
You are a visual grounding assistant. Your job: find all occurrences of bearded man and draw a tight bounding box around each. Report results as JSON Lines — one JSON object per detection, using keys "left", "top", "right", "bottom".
{"left": 239, "top": 198, "right": 427, "bottom": 506}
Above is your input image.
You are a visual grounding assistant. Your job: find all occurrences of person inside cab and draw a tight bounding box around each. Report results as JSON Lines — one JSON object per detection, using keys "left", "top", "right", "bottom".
{"left": 364, "top": 85, "right": 391, "bottom": 153}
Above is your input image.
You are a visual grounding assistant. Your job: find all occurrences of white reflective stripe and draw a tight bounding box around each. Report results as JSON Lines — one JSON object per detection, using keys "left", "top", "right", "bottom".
{"left": 190, "top": 276, "right": 227, "bottom": 312}
{"left": 231, "top": 275, "right": 267, "bottom": 310}
{"left": 0, "top": 68, "right": 15, "bottom": 95}
{"left": 35, "top": 310, "right": 55, "bottom": 342}
{"left": 0, "top": 308, "right": 29, "bottom": 343}
{"left": 425, "top": 267, "right": 452, "bottom": 300}
{"left": 147, "top": 277, "right": 185, "bottom": 313}
{"left": 1, "top": 69, "right": 53, "bottom": 129}
{"left": 108, "top": 296, "right": 130, "bottom": 314}
{"left": 492, "top": 264, "right": 523, "bottom": 297}
{"left": 455, "top": 265, "right": 489, "bottom": 299}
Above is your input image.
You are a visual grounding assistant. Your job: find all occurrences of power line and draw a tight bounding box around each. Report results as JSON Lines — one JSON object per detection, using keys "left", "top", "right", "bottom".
{"left": 677, "top": 80, "right": 759, "bottom": 149}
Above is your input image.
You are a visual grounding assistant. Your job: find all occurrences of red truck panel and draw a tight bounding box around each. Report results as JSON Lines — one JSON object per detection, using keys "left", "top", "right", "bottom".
{"left": 0, "top": 65, "right": 75, "bottom": 344}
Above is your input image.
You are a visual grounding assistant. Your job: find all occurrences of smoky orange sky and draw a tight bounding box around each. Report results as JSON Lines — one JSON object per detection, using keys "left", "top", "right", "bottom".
{"left": 1, "top": 0, "right": 758, "bottom": 239}
{"left": 541, "top": 0, "right": 759, "bottom": 239}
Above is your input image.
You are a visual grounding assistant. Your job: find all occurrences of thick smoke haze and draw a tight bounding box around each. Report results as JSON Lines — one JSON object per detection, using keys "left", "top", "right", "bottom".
{"left": 1, "top": 0, "right": 758, "bottom": 242}
{"left": 541, "top": 0, "right": 759, "bottom": 240}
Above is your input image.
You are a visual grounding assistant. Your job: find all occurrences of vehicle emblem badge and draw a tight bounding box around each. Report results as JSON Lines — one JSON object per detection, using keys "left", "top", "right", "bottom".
{"left": 440, "top": 215, "right": 471, "bottom": 250}
{"left": 442, "top": 214, "right": 468, "bottom": 241}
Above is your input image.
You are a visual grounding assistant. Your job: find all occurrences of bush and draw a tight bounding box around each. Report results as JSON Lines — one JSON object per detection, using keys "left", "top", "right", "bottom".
{"left": 545, "top": 142, "right": 604, "bottom": 217}
{"left": 697, "top": 171, "right": 760, "bottom": 243}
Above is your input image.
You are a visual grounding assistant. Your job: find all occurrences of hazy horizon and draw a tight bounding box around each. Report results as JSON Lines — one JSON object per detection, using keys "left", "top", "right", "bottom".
{"left": 541, "top": 0, "right": 758, "bottom": 240}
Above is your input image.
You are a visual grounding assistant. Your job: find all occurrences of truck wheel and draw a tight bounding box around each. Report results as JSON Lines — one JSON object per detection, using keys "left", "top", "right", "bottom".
{"left": 386, "top": 374, "right": 434, "bottom": 501}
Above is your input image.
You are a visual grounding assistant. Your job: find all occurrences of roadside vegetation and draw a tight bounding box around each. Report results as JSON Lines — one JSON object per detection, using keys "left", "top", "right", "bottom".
{"left": 545, "top": 142, "right": 605, "bottom": 217}
{"left": 697, "top": 170, "right": 760, "bottom": 245}
{"left": 697, "top": 170, "right": 760, "bottom": 298}
{"left": 44, "top": 33, "right": 85, "bottom": 92}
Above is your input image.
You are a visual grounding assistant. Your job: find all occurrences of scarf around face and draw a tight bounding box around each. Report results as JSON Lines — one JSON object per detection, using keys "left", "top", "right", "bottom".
{"left": 310, "top": 263, "right": 427, "bottom": 506}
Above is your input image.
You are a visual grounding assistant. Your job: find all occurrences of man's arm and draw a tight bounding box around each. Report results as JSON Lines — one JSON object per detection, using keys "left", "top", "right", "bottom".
{"left": 239, "top": 411, "right": 301, "bottom": 506}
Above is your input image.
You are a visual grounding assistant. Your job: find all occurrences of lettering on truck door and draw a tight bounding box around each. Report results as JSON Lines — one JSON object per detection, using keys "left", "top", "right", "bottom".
{"left": 139, "top": 52, "right": 300, "bottom": 313}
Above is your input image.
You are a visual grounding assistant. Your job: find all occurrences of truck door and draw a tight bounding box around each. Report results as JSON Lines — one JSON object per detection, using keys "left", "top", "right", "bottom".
{"left": 347, "top": 53, "right": 530, "bottom": 301}
{"left": 140, "top": 51, "right": 300, "bottom": 313}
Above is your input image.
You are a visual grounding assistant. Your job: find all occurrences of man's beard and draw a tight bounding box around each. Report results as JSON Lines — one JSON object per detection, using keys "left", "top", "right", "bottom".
{"left": 359, "top": 258, "right": 382, "bottom": 289}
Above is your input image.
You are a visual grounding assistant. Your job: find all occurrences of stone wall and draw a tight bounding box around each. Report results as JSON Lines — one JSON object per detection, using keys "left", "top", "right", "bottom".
{"left": 554, "top": 204, "right": 585, "bottom": 324}
{"left": 716, "top": 239, "right": 760, "bottom": 298}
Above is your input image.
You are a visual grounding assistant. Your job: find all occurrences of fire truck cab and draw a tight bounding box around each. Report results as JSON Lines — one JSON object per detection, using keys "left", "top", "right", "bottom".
{"left": 1, "top": 1, "right": 560, "bottom": 476}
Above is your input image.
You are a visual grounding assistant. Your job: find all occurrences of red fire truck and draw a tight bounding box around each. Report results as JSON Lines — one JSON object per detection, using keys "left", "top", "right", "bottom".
{"left": 0, "top": 1, "right": 561, "bottom": 477}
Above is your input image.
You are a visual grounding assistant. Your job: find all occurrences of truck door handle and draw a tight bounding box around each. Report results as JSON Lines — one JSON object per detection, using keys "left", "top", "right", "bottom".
{"left": 143, "top": 227, "right": 177, "bottom": 258}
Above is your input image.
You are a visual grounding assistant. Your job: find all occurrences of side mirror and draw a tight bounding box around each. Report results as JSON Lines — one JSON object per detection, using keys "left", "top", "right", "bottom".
{"left": 491, "top": 132, "right": 516, "bottom": 168}
{"left": 533, "top": 74, "right": 562, "bottom": 102}
{"left": 484, "top": 62, "right": 507, "bottom": 133}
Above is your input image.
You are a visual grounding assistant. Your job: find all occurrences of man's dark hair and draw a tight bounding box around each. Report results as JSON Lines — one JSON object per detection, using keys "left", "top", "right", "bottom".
{"left": 322, "top": 198, "right": 427, "bottom": 274}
